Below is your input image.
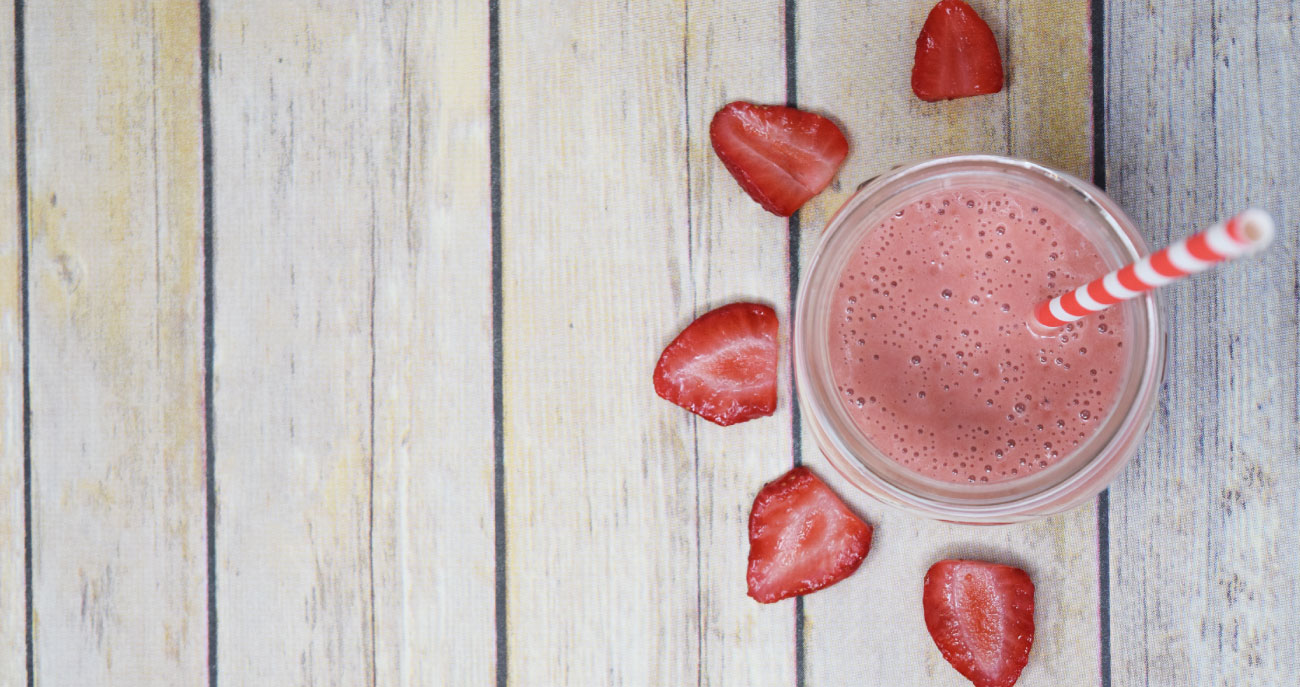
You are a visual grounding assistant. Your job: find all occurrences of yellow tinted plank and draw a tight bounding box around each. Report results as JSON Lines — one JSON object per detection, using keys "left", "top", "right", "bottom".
{"left": 24, "top": 1, "right": 206, "bottom": 682}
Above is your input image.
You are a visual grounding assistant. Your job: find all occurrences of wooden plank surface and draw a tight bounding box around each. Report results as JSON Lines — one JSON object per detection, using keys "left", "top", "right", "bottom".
{"left": 212, "top": 3, "right": 373, "bottom": 684}
{"left": 4, "top": 0, "right": 1297, "bottom": 684}
{"left": 498, "top": 2, "right": 701, "bottom": 683}
{"left": 0, "top": 2, "right": 26, "bottom": 684}
{"left": 210, "top": 2, "right": 499, "bottom": 683}
{"left": 794, "top": 1, "right": 1101, "bottom": 684}
{"left": 368, "top": 1, "right": 496, "bottom": 684}
{"left": 23, "top": 1, "right": 206, "bottom": 683}
{"left": 1105, "top": 2, "right": 1300, "bottom": 683}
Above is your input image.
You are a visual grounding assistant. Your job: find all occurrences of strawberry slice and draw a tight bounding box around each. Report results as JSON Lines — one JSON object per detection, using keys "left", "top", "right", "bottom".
{"left": 746, "top": 467, "right": 873, "bottom": 603}
{"left": 923, "top": 559, "right": 1035, "bottom": 687}
{"left": 709, "top": 102, "right": 848, "bottom": 217}
{"left": 912, "top": 0, "right": 1005, "bottom": 102}
{"left": 654, "top": 302, "right": 778, "bottom": 426}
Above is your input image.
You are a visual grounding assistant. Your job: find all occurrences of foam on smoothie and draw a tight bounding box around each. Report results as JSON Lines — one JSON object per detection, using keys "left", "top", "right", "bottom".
{"left": 829, "top": 186, "right": 1129, "bottom": 484}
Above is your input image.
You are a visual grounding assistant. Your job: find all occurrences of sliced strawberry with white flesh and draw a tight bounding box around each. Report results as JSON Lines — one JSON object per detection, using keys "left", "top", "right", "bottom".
{"left": 923, "top": 559, "right": 1035, "bottom": 687}
{"left": 709, "top": 102, "right": 849, "bottom": 217}
{"left": 746, "top": 467, "right": 873, "bottom": 603}
{"left": 911, "top": 0, "right": 1005, "bottom": 102}
{"left": 653, "top": 302, "right": 778, "bottom": 426}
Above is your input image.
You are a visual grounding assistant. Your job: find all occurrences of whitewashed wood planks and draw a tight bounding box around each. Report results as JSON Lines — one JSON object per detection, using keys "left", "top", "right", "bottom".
{"left": 499, "top": 2, "right": 700, "bottom": 683}
{"left": 794, "top": 1, "right": 1101, "bottom": 684}
{"left": 209, "top": 4, "right": 377, "bottom": 684}
{"left": 500, "top": 1, "right": 812, "bottom": 683}
{"left": 23, "top": 1, "right": 207, "bottom": 684}
{"left": 0, "top": 2, "right": 26, "bottom": 685}
{"left": 1105, "top": 1, "right": 1300, "bottom": 683}
{"left": 1, "top": 1, "right": 1294, "bottom": 684}
{"left": 368, "top": 2, "right": 496, "bottom": 684}
{"left": 209, "top": 2, "right": 493, "bottom": 684}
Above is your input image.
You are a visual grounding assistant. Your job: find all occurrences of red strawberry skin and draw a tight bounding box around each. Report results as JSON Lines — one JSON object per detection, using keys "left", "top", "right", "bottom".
{"left": 653, "top": 303, "right": 778, "bottom": 426}
{"left": 912, "top": 0, "right": 1005, "bottom": 102}
{"left": 923, "top": 560, "right": 1035, "bottom": 687}
{"left": 746, "top": 467, "right": 873, "bottom": 603}
{"left": 710, "top": 102, "right": 848, "bottom": 217}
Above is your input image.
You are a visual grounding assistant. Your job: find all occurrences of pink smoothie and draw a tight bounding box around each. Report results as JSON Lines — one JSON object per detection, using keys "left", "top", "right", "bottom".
{"left": 829, "top": 186, "right": 1130, "bottom": 484}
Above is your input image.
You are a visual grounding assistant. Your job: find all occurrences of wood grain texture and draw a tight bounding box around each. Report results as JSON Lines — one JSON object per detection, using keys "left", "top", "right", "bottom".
{"left": 213, "top": 2, "right": 500, "bottom": 682}
{"left": 793, "top": 1, "right": 1101, "bottom": 684}
{"left": 368, "top": 1, "right": 496, "bottom": 684}
{"left": 0, "top": 2, "right": 25, "bottom": 685}
{"left": 210, "top": 3, "right": 379, "bottom": 684}
{"left": 684, "top": 3, "right": 796, "bottom": 685}
{"left": 1105, "top": 1, "right": 1300, "bottom": 683}
{"left": 23, "top": 1, "right": 206, "bottom": 683}
{"left": 500, "top": 1, "right": 701, "bottom": 683}
{"left": 3, "top": 2, "right": 1294, "bottom": 685}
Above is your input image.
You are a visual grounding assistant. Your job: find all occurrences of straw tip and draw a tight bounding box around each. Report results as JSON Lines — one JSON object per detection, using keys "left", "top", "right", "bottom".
{"left": 1237, "top": 209, "right": 1276, "bottom": 250}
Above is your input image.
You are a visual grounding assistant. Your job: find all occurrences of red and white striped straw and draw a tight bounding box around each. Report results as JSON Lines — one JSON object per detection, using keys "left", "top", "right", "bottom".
{"left": 1033, "top": 209, "right": 1276, "bottom": 329}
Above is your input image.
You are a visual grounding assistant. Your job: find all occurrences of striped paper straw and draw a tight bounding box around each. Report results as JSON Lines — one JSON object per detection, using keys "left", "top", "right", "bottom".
{"left": 1033, "top": 209, "right": 1276, "bottom": 329}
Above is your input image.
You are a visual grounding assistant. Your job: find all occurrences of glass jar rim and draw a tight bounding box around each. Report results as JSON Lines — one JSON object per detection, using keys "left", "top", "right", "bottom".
{"left": 793, "top": 154, "right": 1167, "bottom": 523}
